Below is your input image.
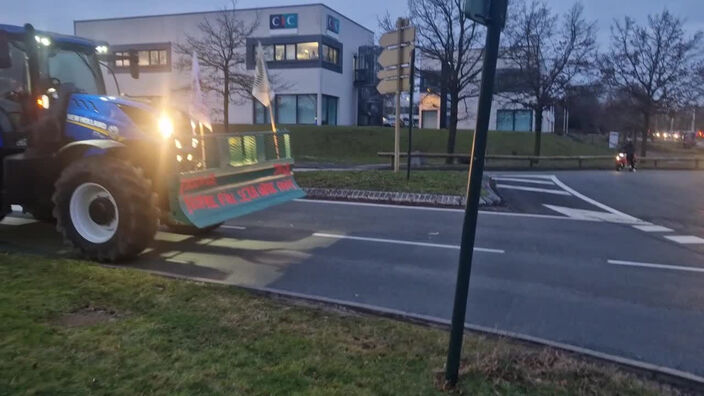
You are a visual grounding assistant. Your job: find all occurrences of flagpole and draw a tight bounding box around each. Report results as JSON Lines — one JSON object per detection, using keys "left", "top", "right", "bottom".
{"left": 269, "top": 105, "right": 280, "bottom": 159}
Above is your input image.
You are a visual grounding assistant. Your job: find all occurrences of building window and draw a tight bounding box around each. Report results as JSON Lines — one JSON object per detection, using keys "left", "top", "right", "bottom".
{"left": 296, "top": 42, "right": 319, "bottom": 60}
{"left": 254, "top": 101, "right": 270, "bottom": 124}
{"left": 112, "top": 44, "right": 171, "bottom": 72}
{"left": 496, "top": 109, "right": 533, "bottom": 132}
{"left": 256, "top": 45, "right": 274, "bottom": 62}
{"left": 274, "top": 45, "right": 285, "bottom": 61}
{"left": 322, "top": 95, "right": 338, "bottom": 125}
{"left": 277, "top": 95, "right": 297, "bottom": 124}
{"left": 285, "top": 44, "right": 296, "bottom": 61}
{"left": 322, "top": 44, "right": 339, "bottom": 65}
{"left": 297, "top": 95, "right": 317, "bottom": 124}
{"left": 259, "top": 95, "right": 318, "bottom": 125}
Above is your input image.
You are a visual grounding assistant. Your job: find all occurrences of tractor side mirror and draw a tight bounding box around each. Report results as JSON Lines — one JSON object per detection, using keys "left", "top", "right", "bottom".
{"left": 128, "top": 50, "right": 139, "bottom": 79}
{"left": 0, "top": 31, "right": 11, "bottom": 69}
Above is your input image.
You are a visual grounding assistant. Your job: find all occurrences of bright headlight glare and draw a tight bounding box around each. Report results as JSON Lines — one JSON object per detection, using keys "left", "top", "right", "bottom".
{"left": 158, "top": 114, "right": 174, "bottom": 139}
{"left": 174, "top": 139, "right": 182, "bottom": 149}
{"left": 186, "top": 154, "right": 193, "bottom": 161}
{"left": 192, "top": 138, "right": 199, "bottom": 148}
{"left": 176, "top": 154, "right": 183, "bottom": 162}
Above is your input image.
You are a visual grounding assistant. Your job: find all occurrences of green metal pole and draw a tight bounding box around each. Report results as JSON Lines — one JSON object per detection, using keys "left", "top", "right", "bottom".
{"left": 407, "top": 48, "right": 416, "bottom": 181}
{"left": 445, "top": 1, "right": 505, "bottom": 387}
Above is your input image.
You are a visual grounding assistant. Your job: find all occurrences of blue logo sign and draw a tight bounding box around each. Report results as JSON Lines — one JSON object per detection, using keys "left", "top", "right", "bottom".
{"left": 327, "top": 15, "right": 340, "bottom": 34}
{"left": 270, "top": 14, "right": 298, "bottom": 29}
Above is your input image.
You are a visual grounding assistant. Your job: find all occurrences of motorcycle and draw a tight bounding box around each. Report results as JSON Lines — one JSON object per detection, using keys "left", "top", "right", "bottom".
{"left": 615, "top": 152, "right": 636, "bottom": 171}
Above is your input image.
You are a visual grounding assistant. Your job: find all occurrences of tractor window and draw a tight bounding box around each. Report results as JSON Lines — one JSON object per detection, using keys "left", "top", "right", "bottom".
{"left": 0, "top": 43, "right": 28, "bottom": 100}
{"left": 46, "top": 49, "right": 103, "bottom": 95}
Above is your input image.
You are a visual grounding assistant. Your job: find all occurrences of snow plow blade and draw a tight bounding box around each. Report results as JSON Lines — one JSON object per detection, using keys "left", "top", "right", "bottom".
{"left": 167, "top": 130, "right": 304, "bottom": 229}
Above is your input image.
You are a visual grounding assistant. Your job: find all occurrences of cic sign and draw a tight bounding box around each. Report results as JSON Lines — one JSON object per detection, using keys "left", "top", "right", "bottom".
{"left": 269, "top": 14, "right": 298, "bottom": 30}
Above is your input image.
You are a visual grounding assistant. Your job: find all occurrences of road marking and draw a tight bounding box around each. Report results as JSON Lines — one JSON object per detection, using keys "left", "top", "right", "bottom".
{"left": 549, "top": 176, "right": 641, "bottom": 223}
{"left": 297, "top": 199, "right": 599, "bottom": 221}
{"left": 664, "top": 235, "right": 704, "bottom": 244}
{"left": 312, "top": 232, "right": 504, "bottom": 253}
{"left": 221, "top": 225, "right": 247, "bottom": 230}
{"left": 492, "top": 177, "right": 555, "bottom": 185}
{"left": 495, "top": 184, "right": 572, "bottom": 196}
{"left": 544, "top": 205, "right": 645, "bottom": 224}
{"left": 491, "top": 174, "right": 555, "bottom": 179}
{"left": 0, "top": 217, "right": 38, "bottom": 226}
{"left": 633, "top": 225, "right": 673, "bottom": 233}
{"left": 608, "top": 259, "right": 704, "bottom": 273}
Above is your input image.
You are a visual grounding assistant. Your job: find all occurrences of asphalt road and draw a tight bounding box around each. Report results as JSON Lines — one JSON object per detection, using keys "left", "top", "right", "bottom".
{"left": 1, "top": 170, "right": 703, "bottom": 377}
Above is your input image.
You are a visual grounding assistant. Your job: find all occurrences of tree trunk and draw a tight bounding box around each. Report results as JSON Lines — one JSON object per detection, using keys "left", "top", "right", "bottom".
{"left": 223, "top": 69, "right": 230, "bottom": 132}
{"left": 641, "top": 111, "right": 650, "bottom": 157}
{"left": 439, "top": 62, "right": 448, "bottom": 129}
{"left": 533, "top": 106, "right": 543, "bottom": 157}
{"left": 445, "top": 90, "right": 460, "bottom": 165}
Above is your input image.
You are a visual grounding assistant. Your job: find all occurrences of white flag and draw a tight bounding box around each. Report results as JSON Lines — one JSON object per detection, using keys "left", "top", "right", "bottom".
{"left": 189, "top": 51, "right": 212, "bottom": 131}
{"left": 252, "top": 42, "right": 275, "bottom": 107}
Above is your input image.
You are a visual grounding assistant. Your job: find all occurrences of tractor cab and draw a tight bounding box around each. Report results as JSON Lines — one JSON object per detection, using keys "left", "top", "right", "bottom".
{"left": 0, "top": 24, "right": 109, "bottom": 152}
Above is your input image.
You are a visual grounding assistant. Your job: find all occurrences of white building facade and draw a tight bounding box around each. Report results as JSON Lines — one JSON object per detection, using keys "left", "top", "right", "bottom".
{"left": 74, "top": 4, "right": 374, "bottom": 126}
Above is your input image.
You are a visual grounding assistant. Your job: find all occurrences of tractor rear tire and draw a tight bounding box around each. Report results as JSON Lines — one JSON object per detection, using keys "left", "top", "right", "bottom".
{"left": 52, "top": 157, "right": 158, "bottom": 262}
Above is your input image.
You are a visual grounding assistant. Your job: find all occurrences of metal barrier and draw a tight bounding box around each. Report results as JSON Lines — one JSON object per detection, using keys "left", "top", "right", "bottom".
{"left": 377, "top": 152, "right": 704, "bottom": 169}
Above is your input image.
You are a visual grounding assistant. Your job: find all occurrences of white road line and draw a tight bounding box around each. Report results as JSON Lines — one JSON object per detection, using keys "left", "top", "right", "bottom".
{"left": 221, "top": 225, "right": 247, "bottom": 230}
{"left": 664, "top": 235, "right": 704, "bottom": 244}
{"left": 495, "top": 184, "right": 572, "bottom": 196}
{"left": 633, "top": 225, "right": 674, "bottom": 233}
{"left": 0, "top": 217, "right": 38, "bottom": 226}
{"left": 608, "top": 259, "right": 704, "bottom": 273}
{"left": 312, "top": 232, "right": 505, "bottom": 254}
{"left": 492, "top": 177, "right": 555, "bottom": 185}
{"left": 492, "top": 174, "right": 555, "bottom": 179}
{"left": 549, "top": 176, "right": 641, "bottom": 223}
{"left": 544, "top": 205, "right": 645, "bottom": 224}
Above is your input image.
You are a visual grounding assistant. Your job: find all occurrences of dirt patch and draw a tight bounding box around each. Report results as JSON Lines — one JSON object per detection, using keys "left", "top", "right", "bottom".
{"left": 55, "top": 305, "right": 122, "bottom": 328}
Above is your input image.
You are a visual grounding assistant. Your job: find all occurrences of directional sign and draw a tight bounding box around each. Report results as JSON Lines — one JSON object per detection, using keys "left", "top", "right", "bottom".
{"left": 377, "top": 77, "right": 410, "bottom": 94}
{"left": 377, "top": 66, "right": 412, "bottom": 80}
{"left": 379, "top": 27, "right": 416, "bottom": 48}
{"left": 378, "top": 45, "right": 413, "bottom": 68}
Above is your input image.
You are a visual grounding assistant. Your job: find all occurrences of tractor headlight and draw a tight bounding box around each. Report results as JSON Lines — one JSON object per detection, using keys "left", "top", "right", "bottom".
{"left": 158, "top": 114, "right": 174, "bottom": 139}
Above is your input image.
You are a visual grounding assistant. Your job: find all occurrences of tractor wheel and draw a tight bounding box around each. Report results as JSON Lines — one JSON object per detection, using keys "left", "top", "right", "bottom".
{"left": 164, "top": 221, "right": 224, "bottom": 235}
{"left": 52, "top": 157, "right": 158, "bottom": 262}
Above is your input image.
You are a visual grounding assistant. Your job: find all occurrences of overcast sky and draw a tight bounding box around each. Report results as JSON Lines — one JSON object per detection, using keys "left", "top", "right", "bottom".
{"left": 2, "top": 0, "right": 703, "bottom": 46}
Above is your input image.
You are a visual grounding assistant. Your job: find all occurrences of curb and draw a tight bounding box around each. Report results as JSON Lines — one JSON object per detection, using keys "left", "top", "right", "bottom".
{"left": 114, "top": 265, "right": 704, "bottom": 393}
{"left": 300, "top": 178, "right": 503, "bottom": 209}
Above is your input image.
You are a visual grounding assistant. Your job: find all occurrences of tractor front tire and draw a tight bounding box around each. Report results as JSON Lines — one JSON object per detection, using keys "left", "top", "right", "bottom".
{"left": 52, "top": 157, "right": 158, "bottom": 262}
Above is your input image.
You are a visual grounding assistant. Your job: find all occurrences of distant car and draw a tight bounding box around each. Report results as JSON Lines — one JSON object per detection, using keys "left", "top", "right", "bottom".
{"left": 382, "top": 115, "right": 403, "bottom": 127}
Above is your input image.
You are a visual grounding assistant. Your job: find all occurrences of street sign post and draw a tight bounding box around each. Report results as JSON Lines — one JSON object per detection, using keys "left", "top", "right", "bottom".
{"left": 377, "top": 20, "right": 415, "bottom": 173}
{"left": 445, "top": 0, "right": 508, "bottom": 387}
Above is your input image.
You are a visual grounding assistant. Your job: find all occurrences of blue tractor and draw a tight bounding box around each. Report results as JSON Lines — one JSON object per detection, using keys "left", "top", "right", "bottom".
{"left": 0, "top": 24, "right": 304, "bottom": 261}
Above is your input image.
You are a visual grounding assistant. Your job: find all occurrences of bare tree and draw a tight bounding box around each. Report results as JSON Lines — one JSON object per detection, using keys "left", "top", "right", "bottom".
{"left": 408, "top": 0, "right": 483, "bottom": 162}
{"left": 176, "top": 1, "right": 258, "bottom": 129}
{"left": 501, "top": 0, "right": 597, "bottom": 156}
{"left": 601, "top": 10, "right": 702, "bottom": 156}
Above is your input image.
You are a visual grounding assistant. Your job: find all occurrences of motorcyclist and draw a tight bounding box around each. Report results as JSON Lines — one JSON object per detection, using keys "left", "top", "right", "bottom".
{"left": 621, "top": 138, "right": 636, "bottom": 171}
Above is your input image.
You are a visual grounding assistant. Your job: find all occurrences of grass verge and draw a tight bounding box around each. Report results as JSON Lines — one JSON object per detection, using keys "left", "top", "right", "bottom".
{"left": 228, "top": 125, "right": 613, "bottom": 165}
{"left": 0, "top": 253, "right": 679, "bottom": 395}
{"left": 297, "top": 170, "right": 472, "bottom": 196}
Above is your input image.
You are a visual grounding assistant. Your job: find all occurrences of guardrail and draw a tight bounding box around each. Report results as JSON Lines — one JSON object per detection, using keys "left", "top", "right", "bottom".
{"left": 377, "top": 152, "right": 704, "bottom": 169}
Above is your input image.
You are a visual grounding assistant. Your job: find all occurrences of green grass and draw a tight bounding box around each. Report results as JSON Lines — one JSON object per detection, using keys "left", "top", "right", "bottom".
{"left": 0, "top": 253, "right": 676, "bottom": 395}
{"left": 226, "top": 125, "right": 614, "bottom": 165}
{"left": 297, "top": 170, "right": 472, "bottom": 196}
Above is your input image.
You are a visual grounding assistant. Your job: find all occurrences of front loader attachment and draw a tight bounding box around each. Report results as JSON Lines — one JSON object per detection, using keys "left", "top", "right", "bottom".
{"left": 167, "top": 130, "right": 304, "bottom": 229}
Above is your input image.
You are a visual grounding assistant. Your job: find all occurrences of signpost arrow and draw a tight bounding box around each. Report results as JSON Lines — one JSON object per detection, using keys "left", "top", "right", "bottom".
{"left": 378, "top": 46, "right": 413, "bottom": 68}
{"left": 377, "top": 66, "right": 411, "bottom": 80}
{"left": 379, "top": 27, "right": 416, "bottom": 48}
{"left": 376, "top": 77, "right": 410, "bottom": 95}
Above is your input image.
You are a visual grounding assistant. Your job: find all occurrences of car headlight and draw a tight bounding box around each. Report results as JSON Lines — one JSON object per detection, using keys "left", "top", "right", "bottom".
{"left": 158, "top": 114, "right": 174, "bottom": 139}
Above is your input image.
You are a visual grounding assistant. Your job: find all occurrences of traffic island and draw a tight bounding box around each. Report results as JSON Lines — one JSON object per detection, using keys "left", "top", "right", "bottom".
{"left": 0, "top": 253, "right": 695, "bottom": 394}
{"left": 296, "top": 170, "right": 502, "bottom": 208}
